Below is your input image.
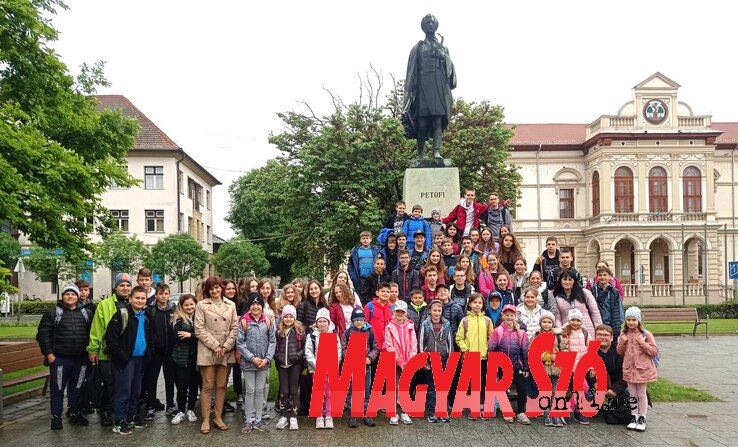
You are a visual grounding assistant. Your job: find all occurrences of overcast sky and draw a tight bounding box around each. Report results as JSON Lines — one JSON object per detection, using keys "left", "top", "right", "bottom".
{"left": 52, "top": 0, "right": 738, "bottom": 239}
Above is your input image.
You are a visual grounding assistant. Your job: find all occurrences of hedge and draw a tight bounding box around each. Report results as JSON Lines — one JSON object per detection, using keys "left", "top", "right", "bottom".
{"left": 637, "top": 301, "right": 738, "bottom": 319}
{"left": 13, "top": 301, "right": 57, "bottom": 314}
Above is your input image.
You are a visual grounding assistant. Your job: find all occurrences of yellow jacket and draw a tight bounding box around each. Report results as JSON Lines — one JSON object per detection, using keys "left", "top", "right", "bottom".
{"left": 456, "top": 311, "right": 494, "bottom": 359}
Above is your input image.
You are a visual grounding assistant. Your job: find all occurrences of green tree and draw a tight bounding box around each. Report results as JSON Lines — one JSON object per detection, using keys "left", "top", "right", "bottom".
{"left": 0, "top": 260, "right": 18, "bottom": 293}
{"left": 213, "top": 237, "right": 270, "bottom": 280}
{"left": 228, "top": 78, "right": 520, "bottom": 275}
{"left": 145, "top": 234, "right": 208, "bottom": 291}
{"left": 94, "top": 232, "right": 149, "bottom": 275}
{"left": 0, "top": 0, "right": 139, "bottom": 259}
{"left": 24, "top": 246, "right": 80, "bottom": 299}
{"left": 0, "top": 232, "right": 20, "bottom": 268}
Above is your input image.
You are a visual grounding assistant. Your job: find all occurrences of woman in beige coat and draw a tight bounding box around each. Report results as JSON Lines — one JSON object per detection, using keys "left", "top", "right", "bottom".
{"left": 195, "top": 276, "right": 238, "bottom": 433}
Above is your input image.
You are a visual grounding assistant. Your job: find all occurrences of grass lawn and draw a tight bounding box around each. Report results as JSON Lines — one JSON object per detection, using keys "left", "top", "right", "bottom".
{"left": 226, "top": 363, "right": 279, "bottom": 401}
{"left": 0, "top": 325, "right": 38, "bottom": 339}
{"left": 2, "top": 365, "right": 47, "bottom": 396}
{"left": 648, "top": 319, "right": 738, "bottom": 335}
{"left": 649, "top": 377, "right": 721, "bottom": 402}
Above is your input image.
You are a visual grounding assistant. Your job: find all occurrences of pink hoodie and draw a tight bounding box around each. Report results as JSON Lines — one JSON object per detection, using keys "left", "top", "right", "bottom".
{"left": 383, "top": 318, "right": 418, "bottom": 369}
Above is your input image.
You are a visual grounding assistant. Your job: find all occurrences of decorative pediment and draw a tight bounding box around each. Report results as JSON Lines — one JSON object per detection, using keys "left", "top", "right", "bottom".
{"left": 553, "top": 167, "right": 582, "bottom": 183}
{"left": 634, "top": 72, "right": 681, "bottom": 90}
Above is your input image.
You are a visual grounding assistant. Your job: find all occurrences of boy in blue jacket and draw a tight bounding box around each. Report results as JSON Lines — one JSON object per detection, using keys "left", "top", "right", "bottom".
{"left": 348, "top": 231, "right": 380, "bottom": 292}
{"left": 402, "top": 205, "right": 432, "bottom": 250}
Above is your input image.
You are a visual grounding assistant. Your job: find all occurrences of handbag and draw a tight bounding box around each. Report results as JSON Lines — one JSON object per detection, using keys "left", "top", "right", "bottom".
{"left": 79, "top": 363, "right": 104, "bottom": 409}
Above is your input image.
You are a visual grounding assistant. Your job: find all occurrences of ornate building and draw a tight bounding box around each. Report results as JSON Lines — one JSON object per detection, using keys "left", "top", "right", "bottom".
{"left": 509, "top": 73, "right": 738, "bottom": 305}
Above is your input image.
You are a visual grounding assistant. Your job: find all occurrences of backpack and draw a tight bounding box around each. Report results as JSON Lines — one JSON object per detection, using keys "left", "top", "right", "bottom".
{"left": 461, "top": 315, "right": 491, "bottom": 337}
{"left": 377, "top": 228, "right": 393, "bottom": 247}
{"left": 642, "top": 330, "right": 660, "bottom": 367}
{"left": 54, "top": 306, "right": 90, "bottom": 326}
{"left": 240, "top": 313, "right": 272, "bottom": 332}
{"left": 492, "top": 325, "right": 525, "bottom": 347}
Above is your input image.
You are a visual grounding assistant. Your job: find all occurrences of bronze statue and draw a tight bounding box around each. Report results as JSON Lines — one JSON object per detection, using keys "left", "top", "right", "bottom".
{"left": 402, "top": 14, "right": 457, "bottom": 159}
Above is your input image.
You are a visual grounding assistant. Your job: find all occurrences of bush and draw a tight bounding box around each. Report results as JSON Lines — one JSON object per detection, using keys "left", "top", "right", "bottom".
{"left": 637, "top": 301, "right": 738, "bottom": 319}
{"left": 16, "top": 301, "right": 57, "bottom": 314}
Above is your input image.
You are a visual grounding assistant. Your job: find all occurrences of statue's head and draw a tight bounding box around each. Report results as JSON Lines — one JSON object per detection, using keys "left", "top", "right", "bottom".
{"left": 421, "top": 14, "right": 438, "bottom": 34}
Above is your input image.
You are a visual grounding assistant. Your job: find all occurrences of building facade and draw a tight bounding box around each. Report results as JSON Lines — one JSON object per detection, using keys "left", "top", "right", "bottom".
{"left": 509, "top": 73, "right": 738, "bottom": 305}
{"left": 18, "top": 95, "right": 220, "bottom": 298}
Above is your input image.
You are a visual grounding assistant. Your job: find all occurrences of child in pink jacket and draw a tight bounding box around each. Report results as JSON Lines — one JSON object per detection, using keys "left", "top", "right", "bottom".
{"left": 617, "top": 307, "right": 659, "bottom": 433}
{"left": 383, "top": 300, "right": 417, "bottom": 426}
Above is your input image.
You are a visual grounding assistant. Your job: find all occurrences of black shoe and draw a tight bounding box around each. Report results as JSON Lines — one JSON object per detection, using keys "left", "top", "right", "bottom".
{"left": 165, "top": 405, "right": 177, "bottom": 416}
{"left": 223, "top": 402, "right": 235, "bottom": 413}
{"left": 69, "top": 412, "right": 89, "bottom": 426}
{"left": 51, "top": 416, "right": 63, "bottom": 430}
{"left": 153, "top": 400, "right": 165, "bottom": 411}
{"left": 348, "top": 417, "right": 358, "bottom": 428}
{"left": 100, "top": 412, "right": 113, "bottom": 427}
{"left": 145, "top": 408, "right": 156, "bottom": 421}
{"left": 363, "top": 417, "right": 375, "bottom": 427}
{"left": 571, "top": 411, "right": 590, "bottom": 425}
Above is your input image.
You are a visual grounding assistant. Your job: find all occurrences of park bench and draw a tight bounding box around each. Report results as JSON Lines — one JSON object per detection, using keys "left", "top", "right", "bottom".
{"left": 0, "top": 341, "right": 49, "bottom": 423}
{"left": 641, "top": 307, "right": 709, "bottom": 339}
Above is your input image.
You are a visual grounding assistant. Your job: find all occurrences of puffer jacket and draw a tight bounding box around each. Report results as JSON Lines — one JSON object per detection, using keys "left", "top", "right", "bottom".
{"left": 516, "top": 303, "right": 543, "bottom": 338}
{"left": 147, "top": 301, "right": 176, "bottom": 355}
{"left": 304, "top": 330, "right": 342, "bottom": 374}
{"left": 37, "top": 303, "right": 92, "bottom": 358}
{"left": 498, "top": 288, "right": 517, "bottom": 307}
{"left": 554, "top": 288, "right": 603, "bottom": 337}
{"left": 274, "top": 327, "right": 304, "bottom": 368}
{"left": 456, "top": 311, "right": 493, "bottom": 359}
{"left": 560, "top": 328, "right": 589, "bottom": 370}
{"left": 488, "top": 324, "right": 529, "bottom": 372}
{"left": 478, "top": 271, "right": 497, "bottom": 299}
{"left": 383, "top": 319, "right": 418, "bottom": 368}
{"left": 237, "top": 312, "right": 276, "bottom": 371}
{"left": 401, "top": 216, "right": 432, "bottom": 250}
{"left": 441, "top": 300, "right": 464, "bottom": 337}
{"left": 407, "top": 302, "right": 427, "bottom": 335}
{"left": 341, "top": 323, "right": 379, "bottom": 363}
{"left": 590, "top": 283, "right": 624, "bottom": 338}
{"left": 418, "top": 317, "right": 453, "bottom": 360}
{"left": 297, "top": 298, "right": 327, "bottom": 330}
{"left": 617, "top": 328, "right": 659, "bottom": 383}
{"left": 171, "top": 319, "right": 197, "bottom": 367}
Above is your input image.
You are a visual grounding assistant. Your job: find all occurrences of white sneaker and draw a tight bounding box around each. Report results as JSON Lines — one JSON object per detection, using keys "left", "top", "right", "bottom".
{"left": 315, "top": 417, "right": 325, "bottom": 429}
{"left": 627, "top": 415, "right": 638, "bottom": 430}
{"left": 289, "top": 417, "right": 298, "bottom": 430}
{"left": 275, "top": 416, "right": 288, "bottom": 430}
{"left": 186, "top": 410, "right": 197, "bottom": 422}
{"left": 324, "top": 416, "right": 334, "bottom": 429}
{"left": 400, "top": 413, "right": 412, "bottom": 425}
{"left": 389, "top": 415, "right": 399, "bottom": 425}
{"left": 635, "top": 416, "right": 647, "bottom": 432}
{"left": 171, "top": 412, "right": 186, "bottom": 425}
{"left": 517, "top": 413, "right": 531, "bottom": 425}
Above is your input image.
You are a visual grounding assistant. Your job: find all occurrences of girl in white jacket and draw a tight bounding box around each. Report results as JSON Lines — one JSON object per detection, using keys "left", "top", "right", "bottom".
{"left": 304, "top": 308, "right": 342, "bottom": 429}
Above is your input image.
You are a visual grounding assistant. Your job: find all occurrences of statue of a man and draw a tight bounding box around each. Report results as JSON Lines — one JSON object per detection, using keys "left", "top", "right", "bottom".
{"left": 402, "top": 14, "right": 457, "bottom": 159}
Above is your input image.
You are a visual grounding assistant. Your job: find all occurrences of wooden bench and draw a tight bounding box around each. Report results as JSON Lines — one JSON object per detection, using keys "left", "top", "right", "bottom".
{"left": 641, "top": 308, "right": 709, "bottom": 339}
{"left": 0, "top": 341, "right": 49, "bottom": 423}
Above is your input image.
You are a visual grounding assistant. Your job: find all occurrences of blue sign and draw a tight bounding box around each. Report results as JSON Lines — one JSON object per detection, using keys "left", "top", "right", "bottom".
{"left": 730, "top": 262, "right": 738, "bottom": 280}
{"left": 52, "top": 249, "right": 64, "bottom": 255}
{"left": 19, "top": 248, "right": 32, "bottom": 256}
{"left": 86, "top": 259, "right": 94, "bottom": 267}
{"left": 152, "top": 273, "right": 162, "bottom": 283}
{"left": 79, "top": 270, "right": 92, "bottom": 282}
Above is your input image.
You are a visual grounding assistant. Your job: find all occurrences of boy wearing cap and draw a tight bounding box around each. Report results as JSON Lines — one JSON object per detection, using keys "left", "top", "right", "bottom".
{"left": 342, "top": 308, "right": 379, "bottom": 428}
{"left": 407, "top": 229, "right": 430, "bottom": 271}
{"left": 86, "top": 272, "right": 133, "bottom": 426}
{"left": 401, "top": 205, "right": 432, "bottom": 250}
{"left": 383, "top": 300, "right": 418, "bottom": 425}
{"left": 36, "top": 284, "right": 93, "bottom": 430}
{"left": 304, "top": 308, "right": 342, "bottom": 429}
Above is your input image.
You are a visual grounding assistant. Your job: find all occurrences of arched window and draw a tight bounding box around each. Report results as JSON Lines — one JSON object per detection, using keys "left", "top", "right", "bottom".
{"left": 683, "top": 166, "right": 702, "bottom": 212}
{"left": 592, "top": 171, "right": 600, "bottom": 216}
{"left": 614, "top": 166, "right": 634, "bottom": 213}
{"left": 648, "top": 166, "right": 668, "bottom": 213}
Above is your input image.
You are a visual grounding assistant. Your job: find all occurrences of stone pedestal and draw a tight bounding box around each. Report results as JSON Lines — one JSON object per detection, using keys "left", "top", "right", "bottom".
{"left": 403, "top": 164, "right": 460, "bottom": 218}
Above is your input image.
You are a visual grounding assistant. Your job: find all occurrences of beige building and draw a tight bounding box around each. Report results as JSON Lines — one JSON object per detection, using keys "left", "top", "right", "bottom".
{"left": 18, "top": 95, "right": 220, "bottom": 298}
{"left": 509, "top": 73, "right": 738, "bottom": 305}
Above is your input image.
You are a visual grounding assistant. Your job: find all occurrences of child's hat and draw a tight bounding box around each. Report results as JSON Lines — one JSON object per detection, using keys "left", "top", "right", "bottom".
{"left": 281, "top": 304, "right": 297, "bottom": 320}
{"left": 539, "top": 310, "right": 555, "bottom": 324}
{"left": 435, "top": 283, "right": 449, "bottom": 292}
{"left": 428, "top": 299, "right": 443, "bottom": 309}
{"left": 568, "top": 308, "right": 583, "bottom": 321}
{"left": 413, "top": 229, "right": 426, "bottom": 238}
{"left": 394, "top": 300, "right": 408, "bottom": 313}
{"left": 315, "top": 307, "right": 331, "bottom": 324}
{"left": 625, "top": 306, "right": 642, "bottom": 322}
{"left": 113, "top": 272, "right": 132, "bottom": 288}
{"left": 247, "top": 292, "right": 265, "bottom": 308}
{"left": 431, "top": 208, "right": 441, "bottom": 215}
{"left": 351, "top": 308, "right": 366, "bottom": 322}
{"left": 488, "top": 290, "right": 502, "bottom": 301}
{"left": 502, "top": 304, "right": 517, "bottom": 314}
{"left": 61, "top": 283, "right": 80, "bottom": 298}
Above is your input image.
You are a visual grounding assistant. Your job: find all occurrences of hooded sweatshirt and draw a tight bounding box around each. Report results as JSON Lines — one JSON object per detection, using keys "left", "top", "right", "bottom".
{"left": 383, "top": 318, "right": 417, "bottom": 368}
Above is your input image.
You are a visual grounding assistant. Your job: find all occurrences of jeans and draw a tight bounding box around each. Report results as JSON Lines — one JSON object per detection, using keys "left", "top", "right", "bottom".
{"left": 174, "top": 363, "right": 199, "bottom": 412}
{"left": 277, "top": 363, "right": 301, "bottom": 417}
{"left": 345, "top": 366, "right": 371, "bottom": 413}
{"left": 49, "top": 356, "right": 87, "bottom": 417}
{"left": 243, "top": 368, "right": 269, "bottom": 422}
{"left": 232, "top": 363, "right": 243, "bottom": 395}
{"left": 145, "top": 351, "right": 175, "bottom": 408}
{"left": 112, "top": 357, "right": 144, "bottom": 424}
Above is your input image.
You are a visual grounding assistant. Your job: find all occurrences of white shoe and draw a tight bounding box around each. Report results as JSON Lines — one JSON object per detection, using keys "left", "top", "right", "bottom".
{"left": 315, "top": 417, "right": 325, "bottom": 429}
{"left": 627, "top": 415, "right": 638, "bottom": 430}
{"left": 171, "top": 412, "right": 186, "bottom": 425}
{"left": 324, "top": 416, "right": 334, "bottom": 429}
{"left": 275, "top": 416, "right": 288, "bottom": 430}
{"left": 635, "top": 416, "right": 647, "bottom": 432}
{"left": 186, "top": 410, "right": 197, "bottom": 422}
{"left": 289, "top": 417, "right": 298, "bottom": 430}
{"left": 400, "top": 413, "right": 412, "bottom": 425}
{"left": 389, "top": 415, "right": 399, "bottom": 425}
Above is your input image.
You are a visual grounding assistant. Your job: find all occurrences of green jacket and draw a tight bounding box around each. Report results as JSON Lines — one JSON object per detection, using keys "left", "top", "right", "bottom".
{"left": 86, "top": 294, "right": 127, "bottom": 360}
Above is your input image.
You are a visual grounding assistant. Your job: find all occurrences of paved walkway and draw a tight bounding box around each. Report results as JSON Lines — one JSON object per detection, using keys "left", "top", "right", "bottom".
{"left": 1, "top": 336, "right": 737, "bottom": 447}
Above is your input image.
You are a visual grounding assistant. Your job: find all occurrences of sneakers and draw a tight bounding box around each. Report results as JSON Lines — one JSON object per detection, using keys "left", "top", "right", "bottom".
{"left": 51, "top": 416, "right": 63, "bottom": 430}
{"left": 253, "top": 420, "right": 269, "bottom": 432}
{"left": 261, "top": 411, "right": 272, "bottom": 420}
{"left": 113, "top": 423, "right": 132, "bottom": 435}
{"left": 275, "top": 417, "right": 289, "bottom": 430}
{"left": 440, "top": 415, "right": 451, "bottom": 422}
{"left": 69, "top": 412, "right": 89, "bottom": 426}
{"left": 554, "top": 417, "right": 564, "bottom": 427}
{"left": 504, "top": 416, "right": 514, "bottom": 423}
{"left": 289, "top": 417, "right": 299, "bottom": 430}
{"left": 316, "top": 417, "right": 325, "bottom": 429}
{"left": 570, "top": 411, "right": 590, "bottom": 425}
{"left": 223, "top": 402, "right": 235, "bottom": 413}
{"left": 544, "top": 416, "right": 555, "bottom": 426}
{"left": 348, "top": 417, "right": 358, "bottom": 428}
{"left": 171, "top": 412, "right": 186, "bottom": 425}
{"left": 517, "top": 413, "right": 531, "bottom": 425}
{"left": 427, "top": 416, "right": 440, "bottom": 423}
{"left": 165, "top": 405, "right": 178, "bottom": 416}
{"left": 132, "top": 418, "right": 148, "bottom": 429}
{"left": 389, "top": 415, "right": 399, "bottom": 425}
{"left": 635, "top": 416, "right": 647, "bottom": 432}
{"left": 187, "top": 410, "right": 197, "bottom": 422}
{"left": 363, "top": 417, "right": 376, "bottom": 427}
{"left": 627, "top": 415, "right": 638, "bottom": 430}
{"left": 324, "top": 416, "right": 334, "bottom": 429}
{"left": 145, "top": 408, "right": 156, "bottom": 421}
{"left": 400, "top": 413, "right": 412, "bottom": 425}
{"left": 240, "top": 422, "right": 252, "bottom": 433}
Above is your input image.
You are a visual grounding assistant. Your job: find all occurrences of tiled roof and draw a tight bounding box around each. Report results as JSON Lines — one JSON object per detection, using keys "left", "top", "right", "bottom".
{"left": 94, "top": 95, "right": 180, "bottom": 150}
{"left": 713, "top": 122, "right": 738, "bottom": 144}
